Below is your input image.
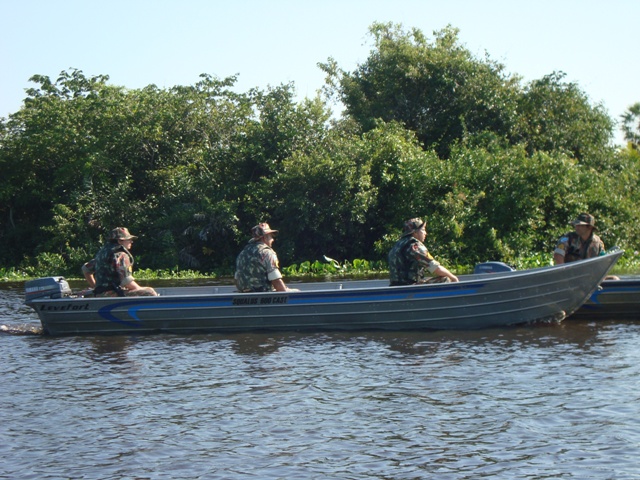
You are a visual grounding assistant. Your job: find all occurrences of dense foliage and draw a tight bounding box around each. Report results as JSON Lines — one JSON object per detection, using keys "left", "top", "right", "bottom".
{"left": 1, "top": 23, "right": 639, "bottom": 279}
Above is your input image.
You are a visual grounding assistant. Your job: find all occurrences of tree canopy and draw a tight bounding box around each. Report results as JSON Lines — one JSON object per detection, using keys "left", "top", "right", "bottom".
{"left": 320, "top": 23, "right": 614, "bottom": 163}
{"left": 1, "top": 23, "right": 639, "bottom": 278}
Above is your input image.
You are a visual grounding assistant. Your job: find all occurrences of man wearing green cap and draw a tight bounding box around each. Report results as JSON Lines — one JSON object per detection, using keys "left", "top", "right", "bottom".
{"left": 388, "top": 217, "right": 459, "bottom": 286}
{"left": 553, "top": 213, "right": 606, "bottom": 265}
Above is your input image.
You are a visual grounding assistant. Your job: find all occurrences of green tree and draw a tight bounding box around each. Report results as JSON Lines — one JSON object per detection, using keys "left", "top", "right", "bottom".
{"left": 321, "top": 23, "right": 615, "bottom": 168}
{"left": 270, "top": 127, "right": 377, "bottom": 261}
{"left": 0, "top": 70, "right": 248, "bottom": 272}
{"left": 0, "top": 69, "right": 116, "bottom": 267}
{"left": 320, "top": 22, "right": 521, "bottom": 158}
{"left": 621, "top": 102, "right": 640, "bottom": 148}
{"left": 513, "top": 71, "right": 615, "bottom": 165}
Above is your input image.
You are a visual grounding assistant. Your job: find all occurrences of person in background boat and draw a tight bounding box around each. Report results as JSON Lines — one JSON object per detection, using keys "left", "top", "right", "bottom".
{"left": 89, "top": 227, "right": 158, "bottom": 297}
{"left": 388, "top": 217, "right": 459, "bottom": 286}
{"left": 235, "top": 222, "right": 298, "bottom": 293}
{"left": 553, "top": 213, "right": 619, "bottom": 280}
{"left": 553, "top": 213, "right": 606, "bottom": 265}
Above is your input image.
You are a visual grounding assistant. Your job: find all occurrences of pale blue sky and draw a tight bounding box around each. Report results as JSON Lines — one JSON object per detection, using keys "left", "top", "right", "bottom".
{"left": 2, "top": 0, "right": 637, "bottom": 144}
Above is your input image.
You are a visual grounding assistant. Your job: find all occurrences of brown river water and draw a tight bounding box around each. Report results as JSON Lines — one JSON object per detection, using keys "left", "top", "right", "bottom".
{"left": 1, "top": 281, "right": 639, "bottom": 479}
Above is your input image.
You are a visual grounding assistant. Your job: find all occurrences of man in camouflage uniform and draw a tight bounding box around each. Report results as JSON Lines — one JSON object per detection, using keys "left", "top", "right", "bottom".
{"left": 235, "top": 222, "right": 295, "bottom": 292}
{"left": 388, "top": 217, "right": 459, "bottom": 286}
{"left": 88, "top": 227, "right": 158, "bottom": 297}
{"left": 554, "top": 213, "right": 606, "bottom": 265}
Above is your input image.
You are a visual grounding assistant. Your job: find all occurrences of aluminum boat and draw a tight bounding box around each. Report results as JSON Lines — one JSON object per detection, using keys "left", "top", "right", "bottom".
{"left": 24, "top": 250, "right": 622, "bottom": 336}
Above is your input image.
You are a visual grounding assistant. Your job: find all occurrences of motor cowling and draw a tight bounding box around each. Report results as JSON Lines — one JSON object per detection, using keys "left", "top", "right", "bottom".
{"left": 473, "top": 261, "right": 516, "bottom": 274}
{"left": 25, "top": 277, "right": 72, "bottom": 304}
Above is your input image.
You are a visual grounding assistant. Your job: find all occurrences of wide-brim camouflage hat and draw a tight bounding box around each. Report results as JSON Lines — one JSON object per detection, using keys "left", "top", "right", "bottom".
{"left": 252, "top": 222, "right": 278, "bottom": 239}
{"left": 110, "top": 227, "right": 138, "bottom": 241}
{"left": 570, "top": 213, "right": 596, "bottom": 229}
{"left": 402, "top": 217, "right": 426, "bottom": 237}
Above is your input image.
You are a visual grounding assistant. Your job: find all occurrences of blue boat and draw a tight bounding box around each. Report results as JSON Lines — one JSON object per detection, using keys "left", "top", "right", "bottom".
{"left": 569, "top": 276, "right": 640, "bottom": 320}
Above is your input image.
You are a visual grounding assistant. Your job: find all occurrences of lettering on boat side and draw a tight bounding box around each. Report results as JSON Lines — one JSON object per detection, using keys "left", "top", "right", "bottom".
{"left": 232, "top": 295, "right": 289, "bottom": 306}
{"left": 39, "top": 303, "right": 90, "bottom": 311}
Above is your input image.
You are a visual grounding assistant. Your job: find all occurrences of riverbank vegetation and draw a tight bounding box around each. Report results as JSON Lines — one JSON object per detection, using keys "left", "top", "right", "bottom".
{"left": 2, "top": 23, "right": 640, "bottom": 281}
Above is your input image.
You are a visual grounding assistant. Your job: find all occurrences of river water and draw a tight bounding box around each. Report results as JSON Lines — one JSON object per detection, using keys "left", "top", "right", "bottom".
{"left": 1, "top": 282, "right": 639, "bottom": 479}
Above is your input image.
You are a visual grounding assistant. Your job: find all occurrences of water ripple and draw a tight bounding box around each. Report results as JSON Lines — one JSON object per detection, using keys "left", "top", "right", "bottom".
{"left": 1, "top": 287, "right": 640, "bottom": 478}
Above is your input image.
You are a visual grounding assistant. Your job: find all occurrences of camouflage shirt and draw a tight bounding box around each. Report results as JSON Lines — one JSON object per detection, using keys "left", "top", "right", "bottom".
{"left": 94, "top": 242, "right": 135, "bottom": 292}
{"left": 388, "top": 235, "right": 441, "bottom": 286}
{"left": 554, "top": 231, "right": 605, "bottom": 263}
{"left": 235, "top": 239, "right": 282, "bottom": 292}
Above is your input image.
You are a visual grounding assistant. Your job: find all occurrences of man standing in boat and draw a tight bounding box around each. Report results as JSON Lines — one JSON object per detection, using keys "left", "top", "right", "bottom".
{"left": 553, "top": 213, "right": 606, "bottom": 265}
{"left": 89, "top": 227, "right": 158, "bottom": 297}
{"left": 388, "top": 217, "right": 459, "bottom": 286}
{"left": 235, "top": 222, "right": 297, "bottom": 293}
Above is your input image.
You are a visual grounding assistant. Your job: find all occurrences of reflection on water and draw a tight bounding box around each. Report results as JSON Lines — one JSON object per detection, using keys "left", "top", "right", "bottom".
{"left": 2, "top": 283, "right": 640, "bottom": 478}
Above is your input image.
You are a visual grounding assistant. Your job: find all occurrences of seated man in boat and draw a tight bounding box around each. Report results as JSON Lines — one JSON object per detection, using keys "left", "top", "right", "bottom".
{"left": 235, "top": 222, "right": 297, "bottom": 293}
{"left": 388, "top": 217, "right": 459, "bottom": 286}
{"left": 90, "top": 227, "right": 158, "bottom": 297}
{"left": 553, "top": 213, "right": 606, "bottom": 264}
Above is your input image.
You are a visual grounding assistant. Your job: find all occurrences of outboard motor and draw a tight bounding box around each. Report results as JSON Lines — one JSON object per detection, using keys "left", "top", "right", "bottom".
{"left": 473, "top": 261, "right": 516, "bottom": 274}
{"left": 25, "top": 277, "right": 72, "bottom": 304}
